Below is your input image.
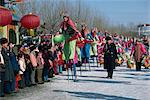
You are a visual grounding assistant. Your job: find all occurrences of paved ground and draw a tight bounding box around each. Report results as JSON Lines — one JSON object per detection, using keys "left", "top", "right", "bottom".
{"left": 1, "top": 63, "right": 150, "bottom": 100}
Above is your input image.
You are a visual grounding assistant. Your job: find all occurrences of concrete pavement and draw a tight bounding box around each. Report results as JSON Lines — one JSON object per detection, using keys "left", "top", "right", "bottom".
{"left": 1, "top": 64, "right": 150, "bottom": 100}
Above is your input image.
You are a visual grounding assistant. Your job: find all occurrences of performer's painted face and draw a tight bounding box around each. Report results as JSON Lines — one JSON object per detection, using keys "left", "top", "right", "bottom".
{"left": 63, "top": 16, "right": 69, "bottom": 22}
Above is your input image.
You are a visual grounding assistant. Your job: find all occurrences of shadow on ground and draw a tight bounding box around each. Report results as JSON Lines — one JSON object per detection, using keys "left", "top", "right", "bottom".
{"left": 53, "top": 90, "right": 137, "bottom": 100}
{"left": 75, "top": 79, "right": 131, "bottom": 84}
{"left": 121, "top": 76, "right": 150, "bottom": 81}
{"left": 58, "top": 75, "right": 131, "bottom": 84}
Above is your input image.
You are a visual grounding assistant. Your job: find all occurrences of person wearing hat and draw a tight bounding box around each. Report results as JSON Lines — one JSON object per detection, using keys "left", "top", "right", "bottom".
{"left": 0, "top": 38, "right": 15, "bottom": 94}
{"left": 131, "top": 39, "right": 147, "bottom": 71}
{"left": 103, "top": 36, "right": 118, "bottom": 79}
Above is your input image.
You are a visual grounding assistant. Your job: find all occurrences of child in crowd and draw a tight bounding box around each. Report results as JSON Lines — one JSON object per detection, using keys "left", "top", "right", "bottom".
{"left": 18, "top": 54, "right": 26, "bottom": 89}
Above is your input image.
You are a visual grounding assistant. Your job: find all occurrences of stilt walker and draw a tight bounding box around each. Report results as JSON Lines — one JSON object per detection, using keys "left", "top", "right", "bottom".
{"left": 81, "top": 25, "right": 93, "bottom": 71}
{"left": 60, "top": 14, "right": 81, "bottom": 81}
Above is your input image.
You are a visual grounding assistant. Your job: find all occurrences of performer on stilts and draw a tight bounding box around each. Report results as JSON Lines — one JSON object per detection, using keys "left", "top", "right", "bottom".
{"left": 60, "top": 14, "right": 81, "bottom": 81}
{"left": 80, "top": 24, "right": 93, "bottom": 70}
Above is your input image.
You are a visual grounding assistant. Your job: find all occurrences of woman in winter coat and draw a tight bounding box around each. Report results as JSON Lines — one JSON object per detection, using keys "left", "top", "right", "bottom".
{"left": 131, "top": 39, "right": 146, "bottom": 71}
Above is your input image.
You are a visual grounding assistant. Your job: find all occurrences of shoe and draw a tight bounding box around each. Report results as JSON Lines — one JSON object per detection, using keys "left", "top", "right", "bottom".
{"left": 106, "top": 76, "right": 109, "bottom": 78}
{"left": 0, "top": 95, "right": 5, "bottom": 97}
{"left": 32, "top": 83, "right": 37, "bottom": 86}
{"left": 5, "top": 91, "right": 12, "bottom": 94}
{"left": 26, "top": 84, "right": 32, "bottom": 87}
{"left": 106, "top": 76, "right": 113, "bottom": 79}
{"left": 47, "top": 80, "right": 50, "bottom": 82}
{"left": 73, "top": 78, "right": 78, "bottom": 82}
{"left": 19, "top": 87, "right": 24, "bottom": 89}
{"left": 27, "top": 84, "right": 32, "bottom": 87}
{"left": 44, "top": 80, "right": 50, "bottom": 82}
{"left": 12, "top": 90, "right": 18, "bottom": 93}
{"left": 55, "top": 73, "right": 59, "bottom": 75}
{"left": 38, "top": 82, "right": 44, "bottom": 84}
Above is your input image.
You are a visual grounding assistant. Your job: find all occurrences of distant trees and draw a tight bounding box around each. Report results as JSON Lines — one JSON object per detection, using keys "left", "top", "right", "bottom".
{"left": 17, "top": 0, "right": 137, "bottom": 37}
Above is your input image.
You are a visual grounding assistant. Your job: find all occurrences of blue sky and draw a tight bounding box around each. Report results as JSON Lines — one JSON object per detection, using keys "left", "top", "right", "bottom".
{"left": 82, "top": 0, "right": 150, "bottom": 25}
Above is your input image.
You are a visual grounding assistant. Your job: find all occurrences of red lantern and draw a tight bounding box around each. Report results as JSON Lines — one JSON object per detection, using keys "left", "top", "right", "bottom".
{"left": 0, "top": 7, "right": 12, "bottom": 26}
{"left": 20, "top": 14, "right": 40, "bottom": 29}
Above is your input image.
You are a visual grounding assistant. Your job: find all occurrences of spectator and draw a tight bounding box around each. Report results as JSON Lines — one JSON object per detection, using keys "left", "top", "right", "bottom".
{"left": 1, "top": 38, "right": 15, "bottom": 94}
{"left": 18, "top": 53, "right": 26, "bottom": 88}
{"left": 29, "top": 45, "right": 38, "bottom": 85}
{"left": 0, "top": 46, "right": 5, "bottom": 97}
{"left": 36, "top": 52, "right": 44, "bottom": 84}
{"left": 132, "top": 39, "right": 146, "bottom": 71}
{"left": 9, "top": 42, "right": 19, "bottom": 92}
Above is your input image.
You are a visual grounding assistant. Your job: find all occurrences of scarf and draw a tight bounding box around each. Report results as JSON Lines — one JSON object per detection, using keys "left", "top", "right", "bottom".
{"left": 60, "top": 17, "right": 78, "bottom": 33}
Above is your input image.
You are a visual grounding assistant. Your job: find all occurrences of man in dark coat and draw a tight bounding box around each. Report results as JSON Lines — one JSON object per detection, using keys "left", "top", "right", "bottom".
{"left": 9, "top": 42, "right": 19, "bottom": 92}
{"left": 0, "top": 38, "right": 15, "bottom": 93}
{"left": 103, "top": 36, "right": 118, "bottom": 79}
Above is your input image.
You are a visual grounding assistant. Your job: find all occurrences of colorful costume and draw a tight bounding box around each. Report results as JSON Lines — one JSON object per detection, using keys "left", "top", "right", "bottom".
{"left": 90, "top": 33, "right": 99, "bottom": 56}
{"left": 81, "top": 33, "right": 93, "bottom": 63}
{"left": 60, "top": 16, "right": 80, "bottom": 81}
{"left": 60, "top": 17, "right": 79, "bottom": 62}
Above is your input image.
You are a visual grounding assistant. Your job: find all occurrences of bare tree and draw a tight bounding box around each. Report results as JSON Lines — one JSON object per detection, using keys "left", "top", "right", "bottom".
{"left": 17, "top": 0, "right": 136, "bottom": 36}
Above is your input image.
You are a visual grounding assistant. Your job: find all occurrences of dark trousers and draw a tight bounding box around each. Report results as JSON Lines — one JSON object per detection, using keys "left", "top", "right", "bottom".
{"left": 136, "top": 61, "right": 141, "bottom": 71}
{"left": 11, "top": 76, "right": 16, "bottom": 91}
{"left": 107, "top": 69, "right": 113, "bottom": 78}
{"left": 24, "top": 70, "right": 31, "bottom": 86}
{"left": 19, "top": 74, "right": 25, "bottom": 88}
{"left": 43, "top": 66, "right": 49, "bottom": 81}
{"left": 4, "top": 81, "right": 12, "bottom": 93}
{"left": 0, "top": 72, "right": 5, "bottom": 96}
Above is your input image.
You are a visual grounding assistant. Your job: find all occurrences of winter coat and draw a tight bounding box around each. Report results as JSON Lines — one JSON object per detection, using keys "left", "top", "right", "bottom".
{"left": 0, "top": 52, "right": 5, "bottom": 72}
{"left": 133, "top": 43, "right": 146, "bottom": 62}
{"left": 1, "top": 48, "right": 15, "bottom": 81}
{"left": 30, "top": 51, "right": 37, "bottom": 67}
{"left": 103, "top": 43, "right": 118, "bottom": 69}
{"left": 37, "top": 56, "right": 44, "bottom": 69}
{"left": 81, "top": 33, "right": 93, "bottom": 59}
{"left": 19, "top": 58, "right": 26, "bottom": 74}
{"left": 42, "top": 50, "right": 51, "bottom": 68}
{"left": 9, "top": 51, "right": 19, "bottom": 74}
